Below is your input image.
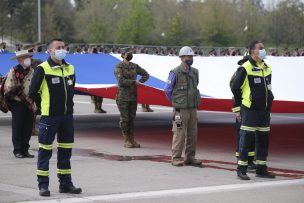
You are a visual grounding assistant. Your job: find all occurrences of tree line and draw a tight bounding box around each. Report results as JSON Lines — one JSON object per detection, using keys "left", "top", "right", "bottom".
{"left": 0, "top": 0, "right": 303, "bottom": 48}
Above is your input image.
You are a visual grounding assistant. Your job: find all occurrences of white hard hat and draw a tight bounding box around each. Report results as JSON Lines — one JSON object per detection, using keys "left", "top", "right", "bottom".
{"left": 179, "top": 46, "right": 195, "bottom": 57}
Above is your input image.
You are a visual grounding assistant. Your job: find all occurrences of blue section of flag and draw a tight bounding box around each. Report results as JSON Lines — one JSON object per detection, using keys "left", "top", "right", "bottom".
{"left": 0, "top": 53, "right": 210, "bottom": 97}
{"left": 0, "top": 53, "right": 166, "bottom": 88}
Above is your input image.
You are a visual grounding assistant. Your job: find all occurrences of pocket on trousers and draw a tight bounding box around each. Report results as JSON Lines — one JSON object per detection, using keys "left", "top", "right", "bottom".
{"left": 38, "top": 123, "right": 50, "bottom": 137}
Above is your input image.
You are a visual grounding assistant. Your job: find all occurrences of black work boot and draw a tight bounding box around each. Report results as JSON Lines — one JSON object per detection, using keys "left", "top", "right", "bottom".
{"left": 237, "top": 165, "right": 250, "bottom": 180}
{"left": 256, "top": 165, "right": 276, "bottom": 179}
{"left": 59, "top": 185, "right": 82, "bottom": 194}
{"left": 39, "top": 188, "right": 50, "bottom": 196}
{"left": 247, "top": 160, "right": 257, "bottom": 173}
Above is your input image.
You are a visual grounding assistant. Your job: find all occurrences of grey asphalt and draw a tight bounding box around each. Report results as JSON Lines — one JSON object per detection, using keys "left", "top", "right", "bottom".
{"left": 0, "top": 95, "right": 303, "bottom": 203}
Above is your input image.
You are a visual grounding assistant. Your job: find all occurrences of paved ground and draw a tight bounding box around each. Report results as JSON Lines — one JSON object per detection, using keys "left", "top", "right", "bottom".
{"left": 0, "top": 95, "right": 303, "bottom": 203}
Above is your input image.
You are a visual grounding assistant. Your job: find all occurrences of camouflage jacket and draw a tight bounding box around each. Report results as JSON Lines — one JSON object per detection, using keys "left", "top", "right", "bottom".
{"left": 114, "top": 61, "right": 149, "bottom": 101}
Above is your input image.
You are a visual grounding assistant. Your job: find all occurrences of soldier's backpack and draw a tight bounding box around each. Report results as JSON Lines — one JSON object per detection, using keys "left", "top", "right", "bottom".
{"left": 0, "top": 75, "right": 9, "bottom": 113}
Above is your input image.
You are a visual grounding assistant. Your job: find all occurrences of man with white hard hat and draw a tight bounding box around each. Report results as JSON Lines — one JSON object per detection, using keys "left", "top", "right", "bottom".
{"left": 164, "top": 46, "right": 202, "bottom": 167}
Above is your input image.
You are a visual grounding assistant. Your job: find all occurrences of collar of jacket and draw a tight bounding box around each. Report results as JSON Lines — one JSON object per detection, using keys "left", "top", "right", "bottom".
{"left": 248, "top": 56, "right": 269, "bottom": 69}
{"left": 13, "top": 64, "right": 26, "bottom": 73}
{"left": 47, "top": 57, "right": 69, "bottom": 69}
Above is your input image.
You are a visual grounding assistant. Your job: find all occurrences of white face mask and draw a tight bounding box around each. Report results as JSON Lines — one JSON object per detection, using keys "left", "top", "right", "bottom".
{"left": 23, "top": 58, "right": 31, "bottom": 68}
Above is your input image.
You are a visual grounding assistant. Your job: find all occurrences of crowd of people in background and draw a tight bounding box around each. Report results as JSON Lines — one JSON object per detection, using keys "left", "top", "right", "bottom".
{"left": 1, "top": 42, "right": 304, "bottom": 57}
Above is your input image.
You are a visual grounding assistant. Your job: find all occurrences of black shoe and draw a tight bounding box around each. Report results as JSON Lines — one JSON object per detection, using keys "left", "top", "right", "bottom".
{"left": 39, "top": 188, "right": 50, "bottom": 196}
{"left": 59, "top": 185, "right": 82, "bottom": 194}
{"left": 256, "top": 171, "right": 276, "bottom": 179}
{"left": 23, "top": 152, "right": 35, "bottom": 158}
{"left": 247, "top": 163, "right": 257, "bottom": 173}
{"left": 237, "top": 172, "right": 250, "bottom": 180}
{"left": 14, "top": 153, "right": 25, "bottom": 158}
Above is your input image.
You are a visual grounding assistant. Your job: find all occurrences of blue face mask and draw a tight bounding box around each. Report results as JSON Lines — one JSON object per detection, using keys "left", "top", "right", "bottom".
{"left": 258, "top": 49, "right": 267, "bottom": 60}
{"left": 55, "top": 49, "right": 67, "bottom": 61}
{"left": 185, "top": 59, "right": 193, "bottom": 66}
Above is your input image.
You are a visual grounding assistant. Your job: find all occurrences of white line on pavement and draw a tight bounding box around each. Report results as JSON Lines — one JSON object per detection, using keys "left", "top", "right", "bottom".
{"left": 17, "top": 178, "right": 304, "bottom": 203}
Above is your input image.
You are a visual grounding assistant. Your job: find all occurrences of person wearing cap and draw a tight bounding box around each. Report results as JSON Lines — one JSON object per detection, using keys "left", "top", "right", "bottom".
{"left": 164, "top": 46, "right": 202, "bottom": 167}
{"left": 3, "top": 49, "right": 36, "bottom": 158}
{"left": 29, "top": 38, "right": 82, "bottom": 196}
{"left": 231, "top": 41, "right": 275, "bottom": 180}
{"left": 114, "top": 50, "right": 149, "bottom": 148}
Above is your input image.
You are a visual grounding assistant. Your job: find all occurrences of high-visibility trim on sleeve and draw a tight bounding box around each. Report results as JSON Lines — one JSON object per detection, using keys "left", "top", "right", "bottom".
{"left": 235, "top": 152, "right": 239, "bottom": 157}
{"left": 232, "top": 106, "right": 240, "bottom": 112}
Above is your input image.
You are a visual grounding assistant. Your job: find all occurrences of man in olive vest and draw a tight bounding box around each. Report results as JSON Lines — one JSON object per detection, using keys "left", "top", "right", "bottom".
{"left": 231, "top": 41, "right": 275, "bottom": 180}
{"left": 164, "top": 46, "right": 202, "bottom": 167}
{"left": 29, "top": 39, "right": 82, "bottom": 196}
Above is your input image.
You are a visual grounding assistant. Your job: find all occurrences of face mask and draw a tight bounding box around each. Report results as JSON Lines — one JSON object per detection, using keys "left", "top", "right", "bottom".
{"left": 126, "top": 54, "right": 133, "bottom": 61}
{"left": 185, "top": 59, "right": 193, "bottom": 66}
{"left": 55, "top": 49, "right": 67, "bottom": 61}
{"left": 258, "top": 49, "right": 267, "bottom": 60}
{"left": 23, "top": 58, "right": 31, "bottom": 68}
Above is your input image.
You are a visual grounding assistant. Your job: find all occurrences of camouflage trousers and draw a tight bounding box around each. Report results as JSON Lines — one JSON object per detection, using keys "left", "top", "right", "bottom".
{"left": 91, "top": 96, "right": 103, "bottom": 109}
{"left": 116, "top": 100, "right": 137, "bottom": 138}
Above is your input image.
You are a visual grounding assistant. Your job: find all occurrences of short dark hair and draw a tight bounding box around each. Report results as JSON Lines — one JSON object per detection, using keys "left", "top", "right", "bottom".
{"left": 48, "top": 38, "right": 64, "bottom": 48}
{"left": 248, "top": 40, "right": 261, "bottom": 55}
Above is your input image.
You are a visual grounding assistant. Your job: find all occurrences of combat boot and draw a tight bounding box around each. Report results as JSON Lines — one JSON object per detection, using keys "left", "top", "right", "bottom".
{"left": 94, "top": 108, "right": 102, "bottom": 113}
{"left": 99, "top": 108, "right": 107, "bottom": 113}
{"left": 147, "top": 106, "right": 154, "bottom": 112}
{"left": 142, "top": 104, "right": 148, "bottom": 112}
{"left": 123, "top": 135, "right": 134, "bottom": 148}
{"left": 130, "top": 137, "right": 141, "bottom": 148}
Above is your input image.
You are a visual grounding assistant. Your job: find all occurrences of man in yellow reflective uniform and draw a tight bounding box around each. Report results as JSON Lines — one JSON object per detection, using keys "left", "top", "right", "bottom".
{"left": 29, "top": 39, "right": 82, "bottom": 196}
{"left": 231, "top": 41, "right": 275, "bottom": 180}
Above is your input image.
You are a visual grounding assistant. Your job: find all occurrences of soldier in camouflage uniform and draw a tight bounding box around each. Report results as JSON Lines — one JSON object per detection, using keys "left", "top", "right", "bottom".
{"left": 114, "top": 50, "right": 149, "bottom": 148}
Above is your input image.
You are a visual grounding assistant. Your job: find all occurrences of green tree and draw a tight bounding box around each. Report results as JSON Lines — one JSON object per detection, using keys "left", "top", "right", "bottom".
{"left": 115, "top": 0, "right": 154, "bottom": 44}
{"left": 268, "top": 0, "right": 304, "bottom": 47}
{"left": 0, "top": 0, "right": 9, "bottom": 42}
{"left": 42, "top": 0, "right": 75, "bottom": 43}
{"left": 200, "top": 0, "right": 241, "bottom": 46}
{"left": 164, "top": 13, "right": 184, "bottom": 46}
